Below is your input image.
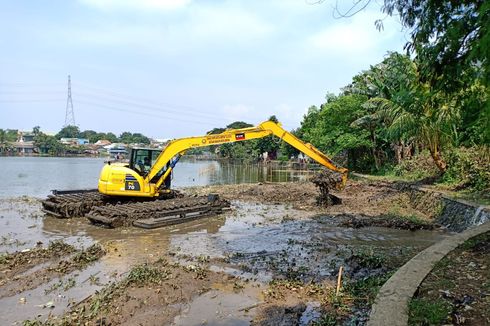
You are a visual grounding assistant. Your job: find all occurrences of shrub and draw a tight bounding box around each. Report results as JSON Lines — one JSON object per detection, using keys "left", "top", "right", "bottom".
{"left": 442, "top": 146, "right": 490, "bottom": 191}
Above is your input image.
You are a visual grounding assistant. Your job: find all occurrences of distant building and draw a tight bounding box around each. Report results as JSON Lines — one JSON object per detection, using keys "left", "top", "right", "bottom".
{"left": 11, "top": 141, "right": 35, "bottom": 154}
{"left": 17, "top": 131, "right": 35, "bottom": 142}
{"left": 94, "top": 139, "right": 111, "bottom": 147}
{"left": 60, "top": 138, "right": 90, "bottom": 146}
{"left": 12, "top": 131, "right": 36, "bottom": 154}
{"left": 103, "top": 143, "right": 127, "bottom": 157}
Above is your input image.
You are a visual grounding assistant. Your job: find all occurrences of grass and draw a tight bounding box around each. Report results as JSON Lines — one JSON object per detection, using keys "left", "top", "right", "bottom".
{"left": 350, "top": 247, "right": 386, "bottom": 269}
{"left": 460, "top": 231, "right": 490, "bottom": 250}
{"left": 408, "top": 298, "right": 451, "bottom": 325}
{"left": 126, "top": 263, "right": 170, "bottom": 285}
{"left": 311, "top": 314, "right": 338, "bottom": 326}
{"left": 72, "top": 243, "right": 105, "bottom": 266}
{"left": 344, "top": 272, "right": 393, "bottom": 305}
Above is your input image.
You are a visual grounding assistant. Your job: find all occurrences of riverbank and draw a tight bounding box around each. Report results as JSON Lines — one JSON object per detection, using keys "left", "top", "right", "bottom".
{"left": 0, "top": 178, "right": 472, "bottom": 325}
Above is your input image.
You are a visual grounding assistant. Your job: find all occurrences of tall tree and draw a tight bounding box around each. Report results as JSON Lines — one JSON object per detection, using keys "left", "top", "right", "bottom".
{"left": 56, "top": 125, "right": 80, "bottom": 139}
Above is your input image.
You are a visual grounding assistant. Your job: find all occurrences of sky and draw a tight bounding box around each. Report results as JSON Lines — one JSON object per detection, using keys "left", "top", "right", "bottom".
{"left": 0, "top": 0, "right": 408, "bottom": 139}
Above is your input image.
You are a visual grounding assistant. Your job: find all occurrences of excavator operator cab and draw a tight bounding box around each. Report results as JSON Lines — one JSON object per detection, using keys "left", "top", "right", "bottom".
{"left": 128, "top": 148, "right": 172, "bottom": 190}
{"left": 129, "top": 148, "right": 161, "bottom": 176}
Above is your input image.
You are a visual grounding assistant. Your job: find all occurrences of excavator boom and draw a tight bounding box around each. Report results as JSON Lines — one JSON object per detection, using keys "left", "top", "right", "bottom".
{"left": 98, "top": 120, "right": 348, "bottom": 197}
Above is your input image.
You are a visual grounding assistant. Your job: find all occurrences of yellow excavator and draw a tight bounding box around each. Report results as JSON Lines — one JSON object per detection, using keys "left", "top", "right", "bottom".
{"left": 98, "top": 120, "right": 348, "bottom": 198}
{"left": 42, "top": 120, "right": 347, "bottom": 228}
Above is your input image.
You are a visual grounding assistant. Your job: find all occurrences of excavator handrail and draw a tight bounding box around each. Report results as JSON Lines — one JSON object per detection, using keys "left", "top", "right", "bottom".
{"left": 145, "top": 121, "right": 348, "bottom": 193}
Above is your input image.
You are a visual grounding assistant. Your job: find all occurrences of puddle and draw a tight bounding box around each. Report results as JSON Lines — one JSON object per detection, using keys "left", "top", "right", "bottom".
{"left": 0, "top": 260, "right": 117, "bottom": 325}
{"left": 173, "top": 283, "right": 262, "bottom": 326}
{"left": 171, "top": 203, "right": 450, "bottom": 282}
{"left": 0, "top": 197, "right": 450, "bottom": 323}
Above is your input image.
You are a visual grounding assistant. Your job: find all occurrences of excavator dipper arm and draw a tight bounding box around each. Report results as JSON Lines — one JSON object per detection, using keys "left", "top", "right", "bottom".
{"left": 146, "top": 121, "right": 348, "bottom": 195}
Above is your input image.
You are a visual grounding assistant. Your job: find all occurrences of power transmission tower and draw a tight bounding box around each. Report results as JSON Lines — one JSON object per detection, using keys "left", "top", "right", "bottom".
{"left": 64, "top": 75, "right": 76, "bottom": 126}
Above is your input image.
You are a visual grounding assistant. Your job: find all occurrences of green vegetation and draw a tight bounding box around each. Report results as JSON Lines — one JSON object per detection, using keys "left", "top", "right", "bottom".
{"left": 344, "top": 272, "right": 393, "bottom": 305}
{"left": 461, "top": 231, "right": 490, "bottom": 250}
{"left": 408, "top": 298, "right": 451, "bottom": 325}
{"left": 208, "top": 116, "right": 281, "bottom": 161}
{"left": 56, "top": 125, "right": 149, "bottom": 144}
{"left": 203, "top": 2, "right": 489, "bottom": 193}
{"left": 126, "top": 263, "right": 170, "bottom": 285}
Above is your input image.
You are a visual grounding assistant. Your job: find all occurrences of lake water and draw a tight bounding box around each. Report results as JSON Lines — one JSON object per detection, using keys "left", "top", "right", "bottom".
{"left": 0, "top": 156, "right": 315, "bottom": 198}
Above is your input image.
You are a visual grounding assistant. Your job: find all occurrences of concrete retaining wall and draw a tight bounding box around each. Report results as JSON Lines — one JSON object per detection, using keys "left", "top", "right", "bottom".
{"left": 406, "top": 186, "right": 489, "bottom": 232}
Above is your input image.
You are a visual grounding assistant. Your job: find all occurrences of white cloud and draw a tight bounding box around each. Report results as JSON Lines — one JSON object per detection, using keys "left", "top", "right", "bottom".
{"left": 62, "top": 4, "right": 274, "bottom": 53}
{"left": 183, "top": 6, "right": 274, "bottom": 45}
{"left": 221, "top": 104, "right": 255, "bottom": 122}
{"left": 79, "top": 0, "right": 191, "bottom": 11}
{"left": 307, "top": 10, "right": 400, "bottom": 55}
{"left": 273, "top": 103, "right": 304, "bottom": 129}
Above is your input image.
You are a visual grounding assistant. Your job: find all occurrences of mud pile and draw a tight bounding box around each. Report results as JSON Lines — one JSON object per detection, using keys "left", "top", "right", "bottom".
{"left": 311, "top": 170, "right": 342, "bottom": 206}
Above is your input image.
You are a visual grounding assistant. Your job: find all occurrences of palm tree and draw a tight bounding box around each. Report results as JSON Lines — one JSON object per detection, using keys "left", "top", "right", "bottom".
{"left": 370, "top": 82, "right": 458, "bottom": 173}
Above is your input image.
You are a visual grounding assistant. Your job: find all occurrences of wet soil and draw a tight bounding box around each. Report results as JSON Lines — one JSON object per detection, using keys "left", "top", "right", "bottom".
{"left": 39, "top": 258, "right": 245, "bottom": 326}
{"left": 185, "top": 180, "right": 434, "bottom": 229}
{"left": 0, "top": 179, "right": 453, "bottom": 325}
{"left": 410, "top": 231, "right": 490, "bottom": 325}
{"left": 0, "top": 242, "right": 105, "bottom": 298}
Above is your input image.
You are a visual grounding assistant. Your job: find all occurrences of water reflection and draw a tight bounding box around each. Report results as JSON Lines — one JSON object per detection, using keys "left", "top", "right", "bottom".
{"left": 175, "top": 158, "right": 320, "bottom": 187}
{"left": 0, "top": 156, "right": 320, "bottom": 198}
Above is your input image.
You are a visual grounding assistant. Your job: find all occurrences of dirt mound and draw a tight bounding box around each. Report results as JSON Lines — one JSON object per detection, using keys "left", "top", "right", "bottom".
{"left": 311, "top": 170, "right": 343, "bottom": 206}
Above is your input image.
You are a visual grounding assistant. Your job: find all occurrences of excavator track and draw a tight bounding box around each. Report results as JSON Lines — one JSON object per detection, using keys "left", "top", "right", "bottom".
{"left": 86, "top": 195, "right": 230, "bottom": 228}
{"left": 42, "top": 189, "right": 230, "bottom": 229}
{"left": 41, "top": 189, "right": 182, "bottom": 219}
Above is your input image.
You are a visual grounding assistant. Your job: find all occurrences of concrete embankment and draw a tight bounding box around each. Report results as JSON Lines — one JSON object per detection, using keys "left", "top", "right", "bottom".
{"left": 367, "top": 181, "right": 489, "bottom": 326}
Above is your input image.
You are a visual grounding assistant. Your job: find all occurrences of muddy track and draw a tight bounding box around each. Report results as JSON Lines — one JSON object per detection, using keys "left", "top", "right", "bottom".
{"left": 86, "top": 195, "right": 230, "bottom": 228}
{"left": 41, "top": 189, "right": 182, "bottom": 218}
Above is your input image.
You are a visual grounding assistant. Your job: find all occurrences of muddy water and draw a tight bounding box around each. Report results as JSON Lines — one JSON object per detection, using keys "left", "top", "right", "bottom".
{"left": 171, "top": 202, "right": 449, "bottom": 283}
{"left": 0, "top": 197, "right": 449, "bottom": 324}
{"left": 0, "top": 156, "right": 312, "bottom": 199}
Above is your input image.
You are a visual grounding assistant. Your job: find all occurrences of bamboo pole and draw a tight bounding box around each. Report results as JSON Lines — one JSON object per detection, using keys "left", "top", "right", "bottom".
{"left": 336, "top": 266, "right": 343, "bottom": 296}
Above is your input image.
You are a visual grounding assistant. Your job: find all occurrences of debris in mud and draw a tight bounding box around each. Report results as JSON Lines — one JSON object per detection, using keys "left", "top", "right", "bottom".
{"left": 0, "top": 240, "right": 75, "bottom": 270}
{"left": 311, "top": 170, "right": 343, "bottom": 207}
{"left": 0, "top": 242, "right": 105, "bottom": 298}
{"left": 339, "top": 213, "right": 435, "bottom": 230}
{"left": 27, "top": 257, "right": 228, "bottom": 326}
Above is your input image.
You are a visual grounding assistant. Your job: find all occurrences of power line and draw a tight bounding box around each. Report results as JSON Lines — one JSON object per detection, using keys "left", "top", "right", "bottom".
{"left": 73, "top": 91, "right": 227, "bottom": 124}
{"left": 0, "top": 99, "right": 64, "bottom": 103}
{"left": 64, "top": 75, "right": 76, "bottom": 126}
{"left": 76, "top": 99, "right": 219, "bottom": 127}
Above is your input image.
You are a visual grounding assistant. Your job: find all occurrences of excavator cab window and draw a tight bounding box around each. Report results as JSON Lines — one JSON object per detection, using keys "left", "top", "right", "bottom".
{"left": 129, "top": 148, "right": 161, "bottom": 176}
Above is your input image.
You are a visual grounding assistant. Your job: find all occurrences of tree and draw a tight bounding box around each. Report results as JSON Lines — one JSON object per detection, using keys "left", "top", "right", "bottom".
{"left": 298, "top": 94, "right": 373, "bottom": 171}
{"left": 34, "top": 132, "right": 66, "bottom": 155}
{"left": 381, "top": 1, "right": 489, "bottom": 90}
{"left": 119, "top": 132, "right": 150, "bottom": 144}
{"left": 32, "top": 126, "right": 41, "bottom": 136}
{"left": 207, "top": 127, "right": 226, "bottom": 135}
{"left": 79, "top": 130, "right": 98, "bottom": 143}
{"left": 369, "top": 78, "right": 459, "bottom": 173}
{"left": 56, "top": 125, "right": 80, "bottom": 139}
{"left": 256, "top": 115, "right": 280, "bottom": 159}
{"left": 105, "top": 132, "right": 118, "bottom": 143}
{"left": 347, "top": 52, "right": 419, "bottom": 167}
{"left": 226, "top": 121, "right": 253, "bottom": 129}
